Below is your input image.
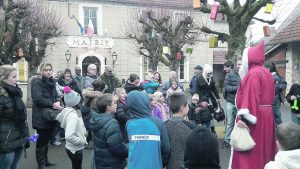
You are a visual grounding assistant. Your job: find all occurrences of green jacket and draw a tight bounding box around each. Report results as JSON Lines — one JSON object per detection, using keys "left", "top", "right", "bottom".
{"left": 100, "top": 74, "right": 122, "bottom": 93}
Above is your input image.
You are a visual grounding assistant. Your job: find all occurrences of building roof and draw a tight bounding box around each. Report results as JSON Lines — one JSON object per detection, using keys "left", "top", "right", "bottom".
{"left": 268, "top": 3, "right": 300, "bottom": 45}
{"left": 71, "top": 0, "right": 193, "bottom": 10}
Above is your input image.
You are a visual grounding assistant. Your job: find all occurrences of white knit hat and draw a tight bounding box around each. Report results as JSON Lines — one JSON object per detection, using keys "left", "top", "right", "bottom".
{"left": 203, "top": 64, "right": 213, "bottom": 74}
{"left": 63, "top": 86, "right": 81, "bottom": 107}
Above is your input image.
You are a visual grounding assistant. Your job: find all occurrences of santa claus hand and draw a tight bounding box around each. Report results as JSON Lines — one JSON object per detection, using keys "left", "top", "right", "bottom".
{"left": 236, "top": 120, "right": 247, "bottom": 128}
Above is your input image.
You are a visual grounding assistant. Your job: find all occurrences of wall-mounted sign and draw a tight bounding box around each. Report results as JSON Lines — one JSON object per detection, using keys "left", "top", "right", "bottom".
{"left": 67, "top": 36, "right": 113, "bottom": 48}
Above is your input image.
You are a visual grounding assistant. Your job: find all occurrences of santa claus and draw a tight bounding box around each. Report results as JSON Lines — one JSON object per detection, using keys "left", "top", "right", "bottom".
{"left": 229, "top": 41, "right": 277, "bottom": 169}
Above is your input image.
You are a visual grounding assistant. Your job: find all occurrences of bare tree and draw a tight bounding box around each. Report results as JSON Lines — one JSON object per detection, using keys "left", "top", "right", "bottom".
{"left": 197, "top": 0, "right": 275, "bottom": 59}
{"left": 124, "top": 9, "right": 200, "bottom": 71}
{"left": 0, "top": 0, "right": 62, "bottom": 75}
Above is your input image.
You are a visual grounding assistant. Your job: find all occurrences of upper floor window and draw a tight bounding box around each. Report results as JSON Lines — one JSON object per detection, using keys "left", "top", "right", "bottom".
{"left": 83, "top": 7, "right": 97, "bottom": 34}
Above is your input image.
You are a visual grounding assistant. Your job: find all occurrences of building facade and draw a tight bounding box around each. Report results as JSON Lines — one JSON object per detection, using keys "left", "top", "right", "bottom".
{"left": 39, "top": 0, "right": 228, "bottom": 85}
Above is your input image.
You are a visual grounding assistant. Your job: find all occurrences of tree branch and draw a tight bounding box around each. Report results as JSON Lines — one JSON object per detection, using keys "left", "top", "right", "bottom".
{"left": 198, "top": 3, "right": 232, "bottom": 16}
{"left": 249, "top": 0, "right": 272, "bottom": 17}
{"left": 253, "top": 16, "right": 276, "bottom": 25}
{"left": 201, "top": 26, "right": 229, "bottom": 42}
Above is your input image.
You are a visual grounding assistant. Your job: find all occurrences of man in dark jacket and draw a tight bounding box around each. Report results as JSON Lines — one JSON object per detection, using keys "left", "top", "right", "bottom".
{"left": 189, "top": 65, "right": 202, "bottom": 96}
{"left": 222, "top": 58, "right": 241, "bottom": 148}
{"left": 126, "top": 90, "right": 170, "bottom": 169}
{"left": 31, "top": 63, "right": 63, "bottom": 169}
{"left": 286, "top": 82, "right": 300, "bottom": 125}
{"left": 264, "top": 61, "right": 287, "bottom": 125}
{"left": 100, "top": 66, "right": 122, "bottom": 93}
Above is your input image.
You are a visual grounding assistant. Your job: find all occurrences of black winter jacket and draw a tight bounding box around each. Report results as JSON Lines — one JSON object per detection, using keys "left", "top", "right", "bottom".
{"left": 0, "top": 84, "right": 29, "bottom": 153}
{"left": 124, "top": 81, "right": 144, "bottom": 94}
{"left": 115, "top": 101, "right": 130, "bottom": 142}
{"left": 195, "top": 75, "right": 220, "bottom": 109}
{"left": 90, "top": 112, "right": 128, "bottom": 169}
{"left": 31, "top": 76, "right": 60, "bottom": 129}
{"left": 222, "top": 70, "right": 240, "bottom": 103}
{"left": 286, "top": 83, "right": 300, "bottom": 114}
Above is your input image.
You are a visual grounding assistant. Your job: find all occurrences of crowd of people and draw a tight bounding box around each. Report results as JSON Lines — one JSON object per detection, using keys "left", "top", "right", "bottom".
{"left": 1, "top": 41, "right": 300, "bottom": 169}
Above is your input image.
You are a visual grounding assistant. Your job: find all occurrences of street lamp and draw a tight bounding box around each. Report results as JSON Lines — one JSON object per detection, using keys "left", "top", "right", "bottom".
{"left": 65, "top": 49, "right": 71, "bottom": 67}
{"left": 111, "top": 51, "right": 118, "bottom": 68}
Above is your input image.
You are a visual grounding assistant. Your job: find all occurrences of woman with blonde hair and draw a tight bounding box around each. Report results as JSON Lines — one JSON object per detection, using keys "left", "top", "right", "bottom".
{"left": 0, "top": 65, "right": 30, "bottom": 169}
{"left": 114, "top": 88, "right": 130, "bottom": 142}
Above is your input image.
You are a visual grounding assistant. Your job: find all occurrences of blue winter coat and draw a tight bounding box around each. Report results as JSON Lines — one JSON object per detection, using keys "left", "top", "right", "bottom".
{"left": 142, "top": 80, "right": 160, "bottom": 94}
{"left": 126, "top": 91, "right": 171, "bottom": 169}
{"left": 90, "top": 112, "right": 128, "bottom": 169}
{"left": 222, "top": 70, "right": 240, "bottom": 103}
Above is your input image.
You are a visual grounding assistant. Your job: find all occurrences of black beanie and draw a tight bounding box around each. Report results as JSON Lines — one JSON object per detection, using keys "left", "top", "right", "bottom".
{"left": 223, "top": 61, "right": 234, "bottom": 68}
{"left": 183, "top": 126, "right": 220, "bottom": 169}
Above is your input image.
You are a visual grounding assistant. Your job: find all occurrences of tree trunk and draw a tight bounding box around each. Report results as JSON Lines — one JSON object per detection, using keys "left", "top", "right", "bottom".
{"left": 226, "top": 16, "right": 248, "bottom": 59}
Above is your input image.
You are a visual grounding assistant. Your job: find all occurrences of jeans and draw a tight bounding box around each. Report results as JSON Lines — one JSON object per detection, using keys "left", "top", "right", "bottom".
{"left": 224, "top": 102, "right": 237, "bottom": 144}
{"left": 272, "top": 98, "right": 282, "bottom": 125}
{"left": 66, "top": 149, "right": 83, "bottom": 169}
{"left": 50, "top": 124, "right": 65, "bottom": 144}
{"left": 291, "top": 113, "right": 300, "bottom": 125}
{"left": 0, "top": 148, "right": 23, "bottom": 169}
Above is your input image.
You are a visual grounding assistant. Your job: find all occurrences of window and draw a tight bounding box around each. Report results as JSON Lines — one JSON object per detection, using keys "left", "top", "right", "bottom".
{"left": 179, "top": 59, "right": 185, "bottom": 80}
{"left": 143, "top": 56, "right": 149, "bottom": 79}
{"left": 83, "top": 7, "right": 97, "bottom": 34}
{"left": 178, "top": 57, "right": 189, "bottom": 82}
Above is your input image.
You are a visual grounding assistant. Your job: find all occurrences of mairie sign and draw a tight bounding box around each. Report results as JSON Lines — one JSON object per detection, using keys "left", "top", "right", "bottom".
{"left": 67, "top": 36, "right": 113, "bottom": 48}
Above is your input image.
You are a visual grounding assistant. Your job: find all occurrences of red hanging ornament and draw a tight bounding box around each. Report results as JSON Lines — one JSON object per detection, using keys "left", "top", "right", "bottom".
{"left": 176, "top": 52, "right": 182, "bottom": 61}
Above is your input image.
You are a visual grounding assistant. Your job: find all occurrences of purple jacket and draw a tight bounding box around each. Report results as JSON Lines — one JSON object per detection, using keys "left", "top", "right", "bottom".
{"left": 151, "top": 105, "right": 163, "bottom": 120}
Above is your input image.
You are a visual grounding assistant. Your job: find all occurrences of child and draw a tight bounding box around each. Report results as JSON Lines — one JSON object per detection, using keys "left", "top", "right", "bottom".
{"left": 188, "top": 94, "right": 200, "bottom": 124}
{"left": 149, "top": 94, "right": 163, "bottom": 120}
{"left": 114, "top": 87, "right": 130, "bottom": 142}
{"left": 90, "top": 94, "right": 128, "bottom": 169}
{"left": 181, "top": 126, "right": 220, "bottom": 169}
{"left": 126, "top": 90, "right": 170, "bottom": 169}
{"left": 166, "top": 80, "right": 183, "bottom": 99}
{"left": 141, "top": 73, "right": 161, "bottom": 94}
{"left": 166, "top": 92, "right": 195, "bottom": 169}
{"left": 264, "top": 123, "right": 300, "bottom": 169}
{"left": 194, "top": 101, "right": 213, "bottom": 129}
{"left": 153, "top": 91, "right": 170, "bottom": 121}
{"left": 56, "top": 86, "right": 87, "bottom": 169}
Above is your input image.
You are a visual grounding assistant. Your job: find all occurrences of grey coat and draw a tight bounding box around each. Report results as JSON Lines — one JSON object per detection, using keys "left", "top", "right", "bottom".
{"left": 165, "top": 117, "right": 194, "bottom": 169}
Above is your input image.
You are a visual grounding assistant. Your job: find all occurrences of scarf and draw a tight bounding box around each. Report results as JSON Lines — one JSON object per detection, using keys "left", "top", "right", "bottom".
{"left": 2, "top": 83, "right": 27, "bottom": 122}
{"left": 42, "top": 76, "right": 56, "bottom": 88}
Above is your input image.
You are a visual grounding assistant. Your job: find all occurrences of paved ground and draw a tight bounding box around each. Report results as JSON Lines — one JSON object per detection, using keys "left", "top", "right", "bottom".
{"left": 20, "top": 99, "right": 292, "bottom": 169}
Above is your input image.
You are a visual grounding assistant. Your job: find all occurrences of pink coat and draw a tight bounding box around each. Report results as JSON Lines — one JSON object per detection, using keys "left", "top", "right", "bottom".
{"left": 230, "top": 41, "right": 277, "bottom": 169}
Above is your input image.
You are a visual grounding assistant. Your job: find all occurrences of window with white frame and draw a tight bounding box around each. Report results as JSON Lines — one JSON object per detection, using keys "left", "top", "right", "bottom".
{"left": 178, "top": 58, "right": 189, "bottom": 82}
{"left": 140, "top": 56, "right": 149, "bottom": 80}
{"left": 83, "top": 7, "right": 98, "bottom": 34}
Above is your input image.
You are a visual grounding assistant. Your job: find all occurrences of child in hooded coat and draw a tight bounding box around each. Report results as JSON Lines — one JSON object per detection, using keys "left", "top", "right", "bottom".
{"left": 264, "top": 123, "right": 300, "bottom": 169}
{"left": 56, "top": 86, "right": 87, "bottom": 169}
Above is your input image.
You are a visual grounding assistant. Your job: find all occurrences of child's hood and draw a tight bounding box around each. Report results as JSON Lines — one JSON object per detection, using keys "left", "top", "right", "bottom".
{"left": 56, "top": 107, "right": 77, "bottom": 128}
{"left": 90, "top": 111, "right": 113, "bottom": 131}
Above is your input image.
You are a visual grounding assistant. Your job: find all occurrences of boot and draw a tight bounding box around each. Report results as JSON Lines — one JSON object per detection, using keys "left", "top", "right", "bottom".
{"left": 36, "top": 147, "right": 46, "bottom": 169}
{"left": 44, "top": 145, "right": 57, "bottom": 166}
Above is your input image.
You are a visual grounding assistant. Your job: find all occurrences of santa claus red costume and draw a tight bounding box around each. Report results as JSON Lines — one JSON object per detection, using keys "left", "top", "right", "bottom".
{"left": 229, "top": 41, "right": 277, "bottom": 169}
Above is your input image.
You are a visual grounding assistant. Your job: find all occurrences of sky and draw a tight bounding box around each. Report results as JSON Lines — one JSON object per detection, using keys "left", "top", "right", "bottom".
{"left": 207, "top": 0, "right": 300, "bottom": 42}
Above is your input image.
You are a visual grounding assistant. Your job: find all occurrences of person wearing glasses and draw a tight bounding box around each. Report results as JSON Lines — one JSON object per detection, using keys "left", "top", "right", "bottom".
{"left": 83, "top": 64, "right": 100, "bottom": 89}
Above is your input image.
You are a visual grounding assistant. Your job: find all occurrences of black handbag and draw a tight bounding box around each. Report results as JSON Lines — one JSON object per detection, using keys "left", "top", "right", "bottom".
{"left": 210, "top": 91, "right": 225, "bottom": 122}
{"left": 42, "top": 108, "right": 61, "bottom": 122}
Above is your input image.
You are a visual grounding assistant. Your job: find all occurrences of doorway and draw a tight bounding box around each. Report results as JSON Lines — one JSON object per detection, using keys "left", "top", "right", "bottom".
{"left": 82, "top": 56, "right": 101, "bottom": 76}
